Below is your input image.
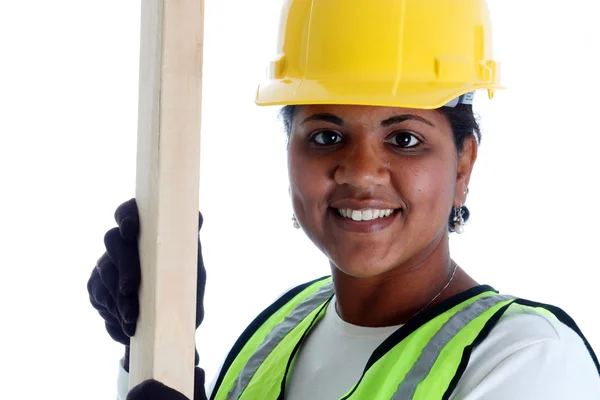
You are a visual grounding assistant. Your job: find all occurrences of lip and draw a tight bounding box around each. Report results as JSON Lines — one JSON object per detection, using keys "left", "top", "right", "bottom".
{"left": 329, "top": 207, "right": 401, "bottom": 234}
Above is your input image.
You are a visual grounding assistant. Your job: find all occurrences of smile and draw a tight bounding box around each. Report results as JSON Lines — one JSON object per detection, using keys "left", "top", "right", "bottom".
{"left": 337, "top": 208, "right": 396, "bottom": 221}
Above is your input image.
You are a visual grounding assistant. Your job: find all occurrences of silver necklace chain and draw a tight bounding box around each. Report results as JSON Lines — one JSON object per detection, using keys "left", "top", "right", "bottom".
{"left": 408, "top": 261, "right": 459, "bottom": 321}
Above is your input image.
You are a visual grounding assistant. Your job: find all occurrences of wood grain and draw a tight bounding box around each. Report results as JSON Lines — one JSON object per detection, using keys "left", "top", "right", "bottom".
{"left": 129, "top": 0, "right": 204, "bottom": 397}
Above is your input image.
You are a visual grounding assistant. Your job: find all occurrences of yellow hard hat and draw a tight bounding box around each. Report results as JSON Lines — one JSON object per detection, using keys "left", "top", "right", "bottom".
{"left": 255, "top": 0, "right": 503, "bottom": 109}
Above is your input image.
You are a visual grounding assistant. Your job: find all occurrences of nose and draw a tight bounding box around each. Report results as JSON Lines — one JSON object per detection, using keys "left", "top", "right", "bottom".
{"left": 334, "top": 142, "right": 390, "bottom": 188}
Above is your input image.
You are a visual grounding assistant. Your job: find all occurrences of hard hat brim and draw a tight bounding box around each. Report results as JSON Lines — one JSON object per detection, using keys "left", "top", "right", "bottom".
{"left": 256, "top": 79, "right": 504, "bottom": 110}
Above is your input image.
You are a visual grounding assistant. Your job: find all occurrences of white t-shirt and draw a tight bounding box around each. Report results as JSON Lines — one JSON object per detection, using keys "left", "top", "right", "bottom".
{"left": 117, "top": 295, "right": 600, "bottom": 400}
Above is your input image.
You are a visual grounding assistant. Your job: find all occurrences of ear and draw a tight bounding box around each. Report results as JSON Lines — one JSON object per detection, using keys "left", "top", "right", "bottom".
{"left": 455, "top": 136, "right": 478, "bottom": 207}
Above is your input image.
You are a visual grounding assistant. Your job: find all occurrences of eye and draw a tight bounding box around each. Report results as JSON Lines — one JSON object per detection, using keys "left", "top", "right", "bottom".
{"left": 388, "top": 131, "right": 421, "bottom": 148}
{"left": 310, "top": 130, "right": 343, "bottom": 145}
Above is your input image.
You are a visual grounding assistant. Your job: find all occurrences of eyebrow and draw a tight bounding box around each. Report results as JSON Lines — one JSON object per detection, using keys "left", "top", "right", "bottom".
{"left": 300, "top": 113, "right": 345, "bottom": 126}
{"left": 300, "top": 112, "right": 435, "bottom": 128}
{"left": 381, "top": 114, "right": 435, "bottom": 128}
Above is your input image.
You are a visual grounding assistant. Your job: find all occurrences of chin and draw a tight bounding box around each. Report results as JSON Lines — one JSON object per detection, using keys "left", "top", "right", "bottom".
{"left": 330, "top": 256, "right": 396, "bottom": 279}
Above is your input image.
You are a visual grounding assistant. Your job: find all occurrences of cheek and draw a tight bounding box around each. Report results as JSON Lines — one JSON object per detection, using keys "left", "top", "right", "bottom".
{"left": 397, "top": 156, "right": 456, "bottom": 219}
{"left": 287, "top": 143, "right": 333, "bottom": 219}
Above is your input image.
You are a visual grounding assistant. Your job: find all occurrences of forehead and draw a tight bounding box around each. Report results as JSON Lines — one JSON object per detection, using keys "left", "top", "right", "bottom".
{"left": 294, "top": 104, "right": 449, "bottom": 129}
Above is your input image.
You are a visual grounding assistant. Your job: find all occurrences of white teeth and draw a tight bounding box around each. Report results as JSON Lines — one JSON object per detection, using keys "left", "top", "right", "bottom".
{"left": 337, "top": 208, "right": 396, "bottom": 221}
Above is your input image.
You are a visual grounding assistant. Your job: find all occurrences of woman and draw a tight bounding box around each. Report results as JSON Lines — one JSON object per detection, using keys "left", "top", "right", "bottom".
{"left": 88, "top": 0, "right": 600, "bottom": 399}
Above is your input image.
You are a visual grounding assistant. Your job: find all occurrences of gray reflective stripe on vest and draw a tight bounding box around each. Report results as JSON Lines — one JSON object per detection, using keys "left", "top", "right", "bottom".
{"left": 392, "top": 294, "right": 515, "bottom": 399}
{"left": 226, "top": 281, "right": 335, "bottom": 399}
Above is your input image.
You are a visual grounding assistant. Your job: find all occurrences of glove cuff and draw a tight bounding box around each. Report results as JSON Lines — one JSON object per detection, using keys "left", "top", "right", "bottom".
{"left": 123, "top": 345, "right": 131, "bottom": 373}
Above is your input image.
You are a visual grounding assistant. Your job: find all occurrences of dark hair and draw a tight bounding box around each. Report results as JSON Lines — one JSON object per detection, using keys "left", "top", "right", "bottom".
{"left": 278, "top": 104, "right": 481, "bottom": 232}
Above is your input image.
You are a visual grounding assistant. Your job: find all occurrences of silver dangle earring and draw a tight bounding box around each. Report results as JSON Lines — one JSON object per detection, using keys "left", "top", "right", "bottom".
{"left": 453, "top": 204, "right": 465, "bottom": 234}
{"left": 292, "top": 215, "right": 301, "bottom": 229}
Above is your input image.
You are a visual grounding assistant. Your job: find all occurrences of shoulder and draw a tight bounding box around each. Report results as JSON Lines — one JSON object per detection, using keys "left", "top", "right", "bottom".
{"left": 451, "top": 301, "right": 600, "bottom": 399}
{"left": 206, "top": 276, "right": 332, "bottom": 398}
{"left": 479, "top": 301, "right": 587, "bottom": 355}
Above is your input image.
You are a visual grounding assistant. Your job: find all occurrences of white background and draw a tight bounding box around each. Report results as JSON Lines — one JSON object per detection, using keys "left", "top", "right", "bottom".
{"left": 0, "top": 0, "right": 599, "bottom": 398}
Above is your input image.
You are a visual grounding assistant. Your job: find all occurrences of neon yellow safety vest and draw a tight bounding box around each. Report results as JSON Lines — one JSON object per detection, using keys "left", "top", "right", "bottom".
{"left": 211, "top": 276, "right": 599, "bottom": 400}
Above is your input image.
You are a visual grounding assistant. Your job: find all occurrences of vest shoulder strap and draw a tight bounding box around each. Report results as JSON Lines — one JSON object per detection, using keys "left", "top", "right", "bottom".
{"left": 514, "top": 298, "right": 600, "bottom": 373}
{"left": 441, "top": 298, "right": 600, "bottom": 399}
{"left": 209, "top": 275, "right": 332, "bottom": 400}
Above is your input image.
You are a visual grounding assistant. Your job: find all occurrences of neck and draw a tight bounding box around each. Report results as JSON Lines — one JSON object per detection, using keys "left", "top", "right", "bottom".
{"left": 331, "top": 242, "right": 479, "bottom": 327}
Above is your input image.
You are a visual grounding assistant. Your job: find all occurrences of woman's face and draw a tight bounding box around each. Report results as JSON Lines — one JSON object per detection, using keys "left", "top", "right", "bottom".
{"left": 288, "top": 104, "right": 476, "bottom": 278}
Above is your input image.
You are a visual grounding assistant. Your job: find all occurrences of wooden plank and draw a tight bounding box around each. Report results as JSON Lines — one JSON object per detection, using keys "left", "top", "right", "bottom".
{"left": 129, "top": 0, "right": 204, "bottom": 397}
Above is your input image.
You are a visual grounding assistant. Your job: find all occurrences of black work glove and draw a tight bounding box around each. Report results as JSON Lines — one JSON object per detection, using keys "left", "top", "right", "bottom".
{"left": 126, "top": 367, "right": 206, "bottom": 400}
{"left": 87, "top": 198, "right": 207, "bottom": 371}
